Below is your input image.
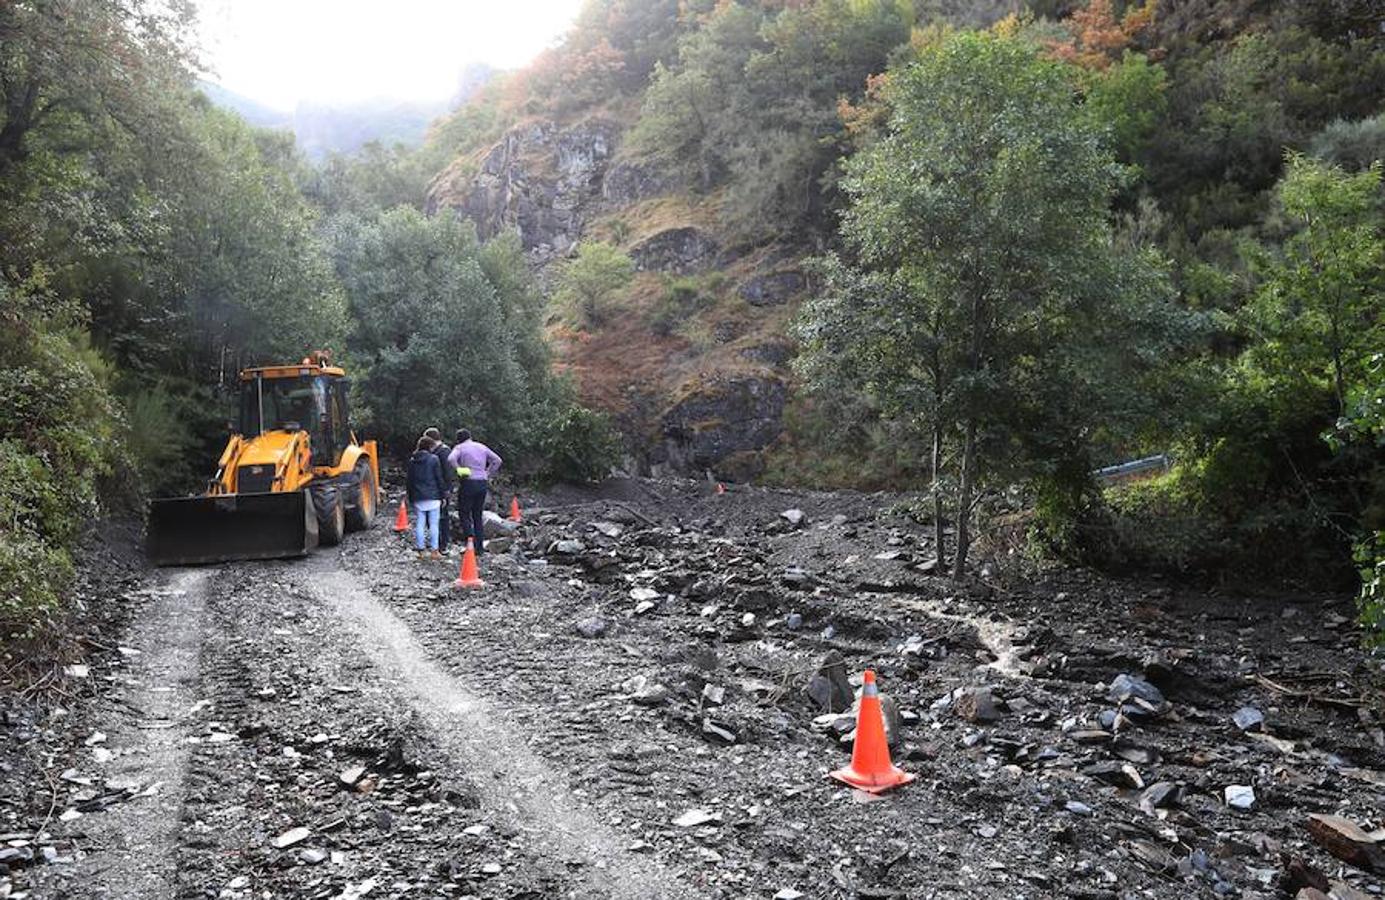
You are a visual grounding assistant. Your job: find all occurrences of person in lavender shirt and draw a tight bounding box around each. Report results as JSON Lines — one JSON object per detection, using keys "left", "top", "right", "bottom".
{"left": 447, "top": 428, "right": 503, "bottom": 555}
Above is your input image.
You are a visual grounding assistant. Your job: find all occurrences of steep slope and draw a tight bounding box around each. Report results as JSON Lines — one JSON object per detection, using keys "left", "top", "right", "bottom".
{"left": 426, "top": 110, "right": 803, "bottom": 480}
{"left": 419, "top": 0, "right": 1383, "bottom": 483}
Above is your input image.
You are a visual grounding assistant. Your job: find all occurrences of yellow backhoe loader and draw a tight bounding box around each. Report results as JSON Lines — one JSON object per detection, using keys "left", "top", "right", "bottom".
{"left": 146, "top": 351, "right": 381, "bottom": 566}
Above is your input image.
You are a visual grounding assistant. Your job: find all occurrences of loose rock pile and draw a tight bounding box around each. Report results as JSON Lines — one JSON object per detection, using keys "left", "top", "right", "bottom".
{"left": 3, "top": 478, "right": 1383, "bottom": 900}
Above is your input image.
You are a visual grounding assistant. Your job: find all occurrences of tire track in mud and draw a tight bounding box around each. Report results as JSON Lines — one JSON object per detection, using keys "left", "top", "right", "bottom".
{"left": 41, "top": 569, "right": 210, "bottom": 899}
{"left": 171, "top": 557, "right": 591, "bottom": 898}
{"left": 308, "top": 561, "right": 702, "bottom": 900}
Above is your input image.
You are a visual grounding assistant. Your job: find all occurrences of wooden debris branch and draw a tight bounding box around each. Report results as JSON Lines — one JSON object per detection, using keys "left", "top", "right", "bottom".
{"left": 1253, "top": 674, "right": 1366, "bottom": 710}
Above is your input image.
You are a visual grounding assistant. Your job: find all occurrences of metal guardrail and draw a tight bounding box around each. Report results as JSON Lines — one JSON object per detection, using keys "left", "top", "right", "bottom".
{"left": 1094, "top": 454, "right": 1170, "bottom": 483}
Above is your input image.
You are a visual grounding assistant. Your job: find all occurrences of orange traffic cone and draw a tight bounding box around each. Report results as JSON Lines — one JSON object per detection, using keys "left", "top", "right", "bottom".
{"left": 392, "top": 499, "right": 409, "bottom": 532}
{"left": 829, "top": 670, "right": 914, "bottom": 794}
{"left": 453, "top": 539, "right": 484, "bottom": 589}
{"left": 509, "top": 496, "right": 522, "bottom": 522}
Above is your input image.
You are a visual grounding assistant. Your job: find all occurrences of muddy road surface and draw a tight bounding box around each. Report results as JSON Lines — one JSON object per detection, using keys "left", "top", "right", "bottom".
{"left": 3, "top": 478, "right": 1383, "bottom": 899}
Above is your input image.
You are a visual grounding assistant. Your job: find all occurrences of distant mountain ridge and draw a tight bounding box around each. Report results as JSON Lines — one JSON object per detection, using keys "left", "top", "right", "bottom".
{"left": 198, "top": 81, "right": 451, "bottom": 158}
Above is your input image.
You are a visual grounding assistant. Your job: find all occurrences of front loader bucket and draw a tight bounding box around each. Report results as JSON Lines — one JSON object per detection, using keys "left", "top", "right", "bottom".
{"left": 146, "top": 490, "right": 320, "bottom": 566}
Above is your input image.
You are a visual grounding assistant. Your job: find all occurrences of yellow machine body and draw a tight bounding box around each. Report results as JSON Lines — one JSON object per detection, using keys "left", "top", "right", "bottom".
{"left": 147, "top": 356, "right": 381, "bottom": 566}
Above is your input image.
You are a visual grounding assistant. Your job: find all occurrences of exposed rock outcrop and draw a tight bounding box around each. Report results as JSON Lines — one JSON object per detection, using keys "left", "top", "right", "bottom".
{"left": 738, "top": 270, "right": 805, "bottom": 307}
{"left": 738, "top": 341, "right": 795, "bottom": 367}
{"left": 601, "top": 159, "right": 680, "bottom": 206}
{"left": 429, "top": 118, "right": 620, "bottom": 259}
{"left": 654, "top": 376, "right": 788, "bottom": 480}
{"left": 432, "top": 116, "right": 800, "bottom": 480}
{"left": 630, "top": 227, "right": 720, "bottom": 274}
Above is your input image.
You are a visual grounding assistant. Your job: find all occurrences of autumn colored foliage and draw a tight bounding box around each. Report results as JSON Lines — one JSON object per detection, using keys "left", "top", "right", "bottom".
{"left": 1048, "top": 0, "right": 1158, "bottom": 70}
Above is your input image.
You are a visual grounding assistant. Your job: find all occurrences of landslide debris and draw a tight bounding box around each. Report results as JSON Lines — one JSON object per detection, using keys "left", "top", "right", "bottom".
{"left": 4, "top": 478, "right": 1383, "bottom": 900}
{"left": 336, "top": 477, "right": 1385, "bottom": 899}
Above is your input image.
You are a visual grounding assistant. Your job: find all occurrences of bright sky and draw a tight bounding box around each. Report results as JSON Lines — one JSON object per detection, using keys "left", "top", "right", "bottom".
{"left": 197, "top": 0, "right": 585, "bottom": 110}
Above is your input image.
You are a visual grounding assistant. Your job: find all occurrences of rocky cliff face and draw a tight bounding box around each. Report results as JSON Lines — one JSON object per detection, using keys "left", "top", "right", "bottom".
{"left": 427, "top": 117, "right": 806, "bottom": 481}
{"left": 428, "top": 118, "right": 621, "bottom": 261}
{"left": 654, "top": 376, "right": 788, "bottom": 481}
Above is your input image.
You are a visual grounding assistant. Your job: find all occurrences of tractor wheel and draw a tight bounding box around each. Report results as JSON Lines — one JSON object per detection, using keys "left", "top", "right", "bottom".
{"left": 344, "top": 460, "right": 376, "bottom": 532}
{"left": 312, "top": 483, "right": 346, "bottom": 546}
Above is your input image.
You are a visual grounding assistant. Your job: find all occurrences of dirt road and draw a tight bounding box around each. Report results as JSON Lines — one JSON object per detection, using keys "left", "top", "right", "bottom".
{"left": 7, "top": 478, "right": 1384, "bottom": 899}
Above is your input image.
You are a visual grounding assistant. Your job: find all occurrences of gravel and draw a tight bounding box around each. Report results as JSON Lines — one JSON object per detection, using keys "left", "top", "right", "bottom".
{"left": 3, "top": 476, "right": 1383, "bottom": 899}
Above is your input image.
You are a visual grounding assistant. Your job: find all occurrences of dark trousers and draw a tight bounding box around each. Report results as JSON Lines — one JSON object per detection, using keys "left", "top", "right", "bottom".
{"left": 460, "top": 479, "right": 488, "bottom": 554}
{"left": 437, "top": 497, "right": 451, "bottom": 553}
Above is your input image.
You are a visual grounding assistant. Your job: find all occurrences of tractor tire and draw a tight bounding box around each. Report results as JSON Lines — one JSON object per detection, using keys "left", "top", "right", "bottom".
{"left": 311, "top": 482, "right": 346, "bottom": 547}
{"left": 344, "top": 460, "right": 376, "bottom": 532}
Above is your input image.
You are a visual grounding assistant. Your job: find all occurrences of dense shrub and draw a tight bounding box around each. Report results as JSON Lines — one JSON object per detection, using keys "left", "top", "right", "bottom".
{"left": 552, "top": 242, "right": 635, "bottom": 329}
{"left": 649, "top": 273, "right": 722, "bottom": 337}
{"left": 1311, "top": 114, "right": 1385, "bottom": 172}
{"left": 0, "top": 282, "right": 126, "bottom": 632}
{"left": 120, "top": 381, "right": 228, "bottom": 497}
{"left": 534, "top": 401, "right": 622, "bottom": 484}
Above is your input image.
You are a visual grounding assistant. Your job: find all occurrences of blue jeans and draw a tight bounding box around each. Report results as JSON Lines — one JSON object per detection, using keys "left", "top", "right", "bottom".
{"left": 414, "top": 503, "right": 440, "bottom": 550}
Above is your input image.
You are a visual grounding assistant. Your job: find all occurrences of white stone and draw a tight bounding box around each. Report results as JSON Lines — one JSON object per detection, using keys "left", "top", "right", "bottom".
{"left": 672, "top": 808, "right": 722, "bottom": 828}
{"left": 271, "top": 826, "right": 310, "bottom": 849}
{"left": 1224, "top": 785, "right": 1256, "bottom": 811}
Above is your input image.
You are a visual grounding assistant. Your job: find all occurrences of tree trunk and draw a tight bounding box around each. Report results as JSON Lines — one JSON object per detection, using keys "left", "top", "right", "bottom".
{"left": 0, "top": 79, "right": 40, "bottom": 181}
{"left": 931, "top": 417, "right": 946, "bottom": 572}
{"left": 1330, "top": 305, "right": 1347, "bottom": 419}
{"left": 951, "top": 415, "right": 977, "bottom": 579}
{"left": 953, "top": 276, "right": 985, "bottom": 581}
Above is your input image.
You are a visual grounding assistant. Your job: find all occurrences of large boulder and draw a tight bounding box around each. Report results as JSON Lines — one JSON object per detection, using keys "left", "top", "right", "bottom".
{"left": 738, "top": 270, "right": 806, "bottom": 307}
{"left": 630, "top": 227, "right": 720, "bottom": 274}
{"left": 482, "top": 511, "right": 519, "bottom": 538}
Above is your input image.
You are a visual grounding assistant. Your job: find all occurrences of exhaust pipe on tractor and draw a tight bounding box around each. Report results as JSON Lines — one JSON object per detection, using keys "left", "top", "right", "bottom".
{"left": 146, "top": 489, "right": 320, "bottom": 567}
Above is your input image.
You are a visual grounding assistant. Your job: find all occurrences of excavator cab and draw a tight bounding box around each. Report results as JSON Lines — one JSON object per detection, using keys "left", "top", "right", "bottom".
{"left": 237, "top": 374, "right": 351, "bottom": 472}
{"left": 146, "top": 353, "right": 380, "bottom": 566}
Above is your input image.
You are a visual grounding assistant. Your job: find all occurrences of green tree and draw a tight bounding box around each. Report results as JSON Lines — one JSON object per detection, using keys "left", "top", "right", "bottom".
{"left": 797, "top": 31, "right": 1173, "bottom": 575}
{"left": 1081, "top": 51, "right": 1168, "bottom": 164}
{"left": 1330, "top": 354, "right": 1385, "bottom": 640}
{"left": 535, "top": 402, "right": 621, "bottom": 483}
{"left": 478, "top": 230, "right": 551, "bottom": 378}
{"left": 0, "top": 0, "right": 193, "bottom": 184}
{"left": 1, "top": 1, "right": 350, "bottom": 499}
{"left": 329, "top": 208, "right": 531, "bottom": 450}
{"left": 303, "top": 141, "right": 432, "bottom": 217}
{"left": 633, "top": 4, "right": 766, "bottom": 190}
{"left": 159, "top": 103, "right": 348, "bottom": 382}
{"left": 1311, "top": 114, "right": 1385, "bottom": 173}
{"left": 1245, "top": 155, "right": 1384, "bottom": 418}
{"left": 552, "top": 242, "right": 635, "bottom": 328}
{"left": 633, "top": 0, "right": 913, "bottom": 236}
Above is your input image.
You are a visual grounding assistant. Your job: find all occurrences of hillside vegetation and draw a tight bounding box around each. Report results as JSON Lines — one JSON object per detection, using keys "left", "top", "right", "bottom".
{"left": 0, "top": 0, "right": 615, "bottom": 639}
{"left": 412, "top": 0, "right": 1384, "bottom": 590}
{"left": 1, "top": 0, "right": 1383, "bottom": 641}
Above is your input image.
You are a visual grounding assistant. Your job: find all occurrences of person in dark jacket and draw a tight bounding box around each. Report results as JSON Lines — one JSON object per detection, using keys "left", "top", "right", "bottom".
{"left": 423, "top": 427, "right": 454, "bottom": 553}
{"left": 405, "top": 436, "right": 447, "bottom": 560}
